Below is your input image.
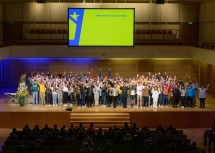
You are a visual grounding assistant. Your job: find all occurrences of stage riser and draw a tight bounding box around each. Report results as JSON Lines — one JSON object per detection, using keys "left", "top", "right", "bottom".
{"left": 70, "top": 113, "right": 131, "bottom": 129}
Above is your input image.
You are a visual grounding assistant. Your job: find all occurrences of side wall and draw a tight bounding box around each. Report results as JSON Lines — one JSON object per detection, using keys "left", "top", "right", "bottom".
{"left": 199, "top": 0, "right": 215, "bottom": 44}
{"left": 0, "top": 3, "right": 3, "bottom": 46}
{"left": 199, "top": 62, "right": 215, "bottom": 98}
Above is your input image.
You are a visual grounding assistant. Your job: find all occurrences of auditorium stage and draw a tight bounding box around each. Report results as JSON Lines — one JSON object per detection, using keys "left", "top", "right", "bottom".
{"left": 0, "top": 93, "right": 215, "bottom": 129}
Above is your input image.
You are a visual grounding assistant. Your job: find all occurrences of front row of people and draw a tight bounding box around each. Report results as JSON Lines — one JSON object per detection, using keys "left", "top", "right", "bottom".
{"left": 30, "top": 80, "right": 209, "bottom": 109}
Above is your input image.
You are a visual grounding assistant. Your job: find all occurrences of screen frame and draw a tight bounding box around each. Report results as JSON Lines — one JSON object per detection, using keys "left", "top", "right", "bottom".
{"left": 67, "top": 8, "right": 135, "bottom": 47}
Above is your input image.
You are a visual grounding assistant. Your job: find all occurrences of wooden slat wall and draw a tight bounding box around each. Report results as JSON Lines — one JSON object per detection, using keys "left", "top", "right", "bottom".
{"left": 0, "top": 111, "right": 214, "bottom": 129}
{"left": 200, "top": 62, "right": 215, "bottom": 98}
{"left": 1, "top": 59, "right": 199, "bottom": 88}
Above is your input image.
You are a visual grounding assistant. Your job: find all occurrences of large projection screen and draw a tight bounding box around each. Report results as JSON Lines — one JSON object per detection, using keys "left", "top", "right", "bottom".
{"left": 68, "top": 8, "right": 134, "bottom": 47}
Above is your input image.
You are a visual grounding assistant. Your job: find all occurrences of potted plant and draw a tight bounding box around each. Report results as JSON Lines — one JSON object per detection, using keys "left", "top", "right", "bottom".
{"left": 16, "top": 89, "right": 29, "bottom": 107}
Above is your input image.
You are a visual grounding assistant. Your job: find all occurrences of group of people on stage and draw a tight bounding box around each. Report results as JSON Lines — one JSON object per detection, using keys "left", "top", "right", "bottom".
{"left": 23, "top": 71, "right": 209, "bottom": 109}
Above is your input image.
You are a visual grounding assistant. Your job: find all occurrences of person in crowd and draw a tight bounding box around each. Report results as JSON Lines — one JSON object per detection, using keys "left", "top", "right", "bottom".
{"left": 38, "top": 80, "right": 46, "bottom": 105}
{"left": 136, "top": 82, "right": 143, "bottom": 108}
{"left": 86, "top": 85, "right": 94, "bottom": 107}
{"left": 180, "top": 85, "right": 186, "bottom": 108}
{"left": 117, "top": 82, "right": 122, "bottom": 106}
{"left": 162, "top": 83, "right": 169, "bottom": 107}
{"left": 68, "top": 83, "right": 74, "bottom": 106}
{"left": 107, "top": 84, "right": 113, "bottom": 107}
{"left": 62, "top": 82, "right": 69, "bottom": 106}
{"left": 186, "top": 83, "right": 194, "bottom": 108}
{"left": 57, "top": 82, "right": 63, "bottom": 105}
{"left": 101, "top": 83, "right": 107, "bottom": 107}
{"left": 45, "top": 81, "right": 52, "bottom": 106}
{"left": 51, "top": 83, "right": 58, "bottom": 106}
{"left": 31, "top": 79, "right": 39, "bottom": 104}
{"left": 112, "top": 84, "right": 118, "bottom": 108}
{"left": 81, "top": 84, "right": 87, "bottom": 107}
{"left": 168, "top": 81, "right": 175, "bottom": 105}
{"left": 173, "top": 85, "right": 181, "bottom": 108}
{"left": 93, "top": 82, "right": 100, "bottom": 106}
{"left": 120, "top": 82, "right": 129, "bottom": 108}
{"left": 75, "top": 86, "right": 81, "bottom": 107}
{"left": 192, "top": 81, "right": 198, "bottom": 107}
{"left": 198, "top": 84, "right": 209, "bottom": 109}
{"left": 152, "top": 86, "right": 160, "bottom": 108}
{"left": 129, "top": 83, "right": 136, "bottom": 107}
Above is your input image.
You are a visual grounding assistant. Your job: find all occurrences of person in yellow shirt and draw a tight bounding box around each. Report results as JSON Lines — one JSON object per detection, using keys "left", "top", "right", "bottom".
{"left": 38, "top": 81, "right": 46, "bottom": 105}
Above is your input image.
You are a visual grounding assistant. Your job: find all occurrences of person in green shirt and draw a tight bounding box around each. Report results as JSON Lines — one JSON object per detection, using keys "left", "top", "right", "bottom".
{"left": 31, "top": 80, "right": 39, "bottom": 104}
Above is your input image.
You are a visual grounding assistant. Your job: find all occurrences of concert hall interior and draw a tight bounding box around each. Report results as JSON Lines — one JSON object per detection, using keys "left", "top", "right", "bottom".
{"left": 0, "top": 0, "right": 215, "bottom": 153}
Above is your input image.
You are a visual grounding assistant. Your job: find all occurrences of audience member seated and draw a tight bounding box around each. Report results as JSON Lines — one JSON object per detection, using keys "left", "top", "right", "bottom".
{"left": 141, "top": 124, "right": 150, "bottom": 132}
{"left": 122, "top": 122, "right": 131, "bottom": 134}
{"left": 97, "top": 128, "right": 104, "bottom": 138}
{"left": 2, "top": 123, "right": 203, "bottom": 153}
{"left": 23, "top": 124, "right": 31, "bottom": 135}
{"left": 156, "top": 124, "right": 164, "bottom": 132}
{"left": 131, "top": 122, "right": 139, "bottom": 134}
{"left": 52, "top": 124, "right": 60, "bottom": 135}
{"left": 86, "top": 123, "right": 95, "bottom": 136}
{"left": 166, "top": 124, "right": 176, "bottom": 134}
{"left": 60, "top": 124, "right": 67, "bottom": 135}
{"left": 68, "top": 124, "right": 76, "bottom": 136}
{"left": 77, "top": 123, "right": 85, "bottom": 138}
{"left": 42, "top": 124, "right": 50, "bottom": 134}
{"left": 32, "top": 124, "right": 41, "bottom": 135}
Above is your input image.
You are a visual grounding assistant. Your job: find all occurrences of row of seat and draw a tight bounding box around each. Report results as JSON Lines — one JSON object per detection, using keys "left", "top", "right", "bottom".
{"left": 135, "top": 41, "right": 182, "bottom": 46}
{"left": 203, "top": 42, "right": 215, "bottom": 50}
{"left": 4, "top": 41, "right": 68, "bottom": 46}
{"left": 29, "top": 29, "right": 68, "bottom": 34}
{"left": 4, "top": 41, "right": 184, "bottom": 46}
{"left": 28, "top": 29, "right": 175, "bottom": 35}
{"left": 135, "top": 29, "right": 175, "bottom": 34}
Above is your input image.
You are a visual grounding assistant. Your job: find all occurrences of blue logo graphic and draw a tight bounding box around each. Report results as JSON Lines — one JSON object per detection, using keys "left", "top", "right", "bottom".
{"left": 68, "top": 9, "right": 84, "bottom": 46}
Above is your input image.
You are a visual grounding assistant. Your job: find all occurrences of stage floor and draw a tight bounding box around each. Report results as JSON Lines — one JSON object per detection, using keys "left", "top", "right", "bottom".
{"left": 0, "top": 94, "right": 215, "bottom": 112}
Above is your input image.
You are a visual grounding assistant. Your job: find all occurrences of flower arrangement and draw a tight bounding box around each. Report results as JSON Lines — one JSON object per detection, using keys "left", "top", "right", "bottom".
{"left": 16, "top": 89, "right": 29, "bottom": 106}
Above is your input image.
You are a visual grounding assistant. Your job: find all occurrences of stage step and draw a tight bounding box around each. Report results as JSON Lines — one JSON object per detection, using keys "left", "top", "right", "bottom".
{"left": 70, "top": 113, "right": 130, "bottom": 129}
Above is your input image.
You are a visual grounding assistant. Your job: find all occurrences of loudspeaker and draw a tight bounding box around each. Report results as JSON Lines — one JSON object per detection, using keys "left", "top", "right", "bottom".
{"left": 66, "top": 107, "right": 72, "bottom": 112}
{"left": 37, "top": 0, "right": 46, "bottom": 3}
{"left": 156, "top": 0, "right": 164, "bottom": 4}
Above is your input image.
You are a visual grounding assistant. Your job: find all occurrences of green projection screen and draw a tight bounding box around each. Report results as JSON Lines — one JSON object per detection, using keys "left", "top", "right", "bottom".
{"left": 68, "top": 8, "right": 134, "bottom": 47}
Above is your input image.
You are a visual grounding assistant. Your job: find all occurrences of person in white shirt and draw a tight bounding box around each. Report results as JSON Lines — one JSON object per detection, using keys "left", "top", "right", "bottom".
{"left": 152, "top": 87, "right": 160, "bottom": 108}
{"left": 51, "top": 84, "right": 58, "bottom": 106}
{"left": 136, "top": 82, "right": 143, "bottom": 108}
{"left": 93, "top": 82, "right": 100, "bottom": 106}
{"left": 62, "top": 82, "right": 69, "bottom": 106}
{"left": 198, "top": 84, "right": 209, "bottom": 109}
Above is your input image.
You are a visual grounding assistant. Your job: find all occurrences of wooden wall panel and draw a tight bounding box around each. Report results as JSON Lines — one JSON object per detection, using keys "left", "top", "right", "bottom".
{"left": 0, "top": 112, "right": 71, "bottom": 128}
{"left": 130, "top": 112, "right": 215, "bottom": 128}
{"left": 0, "top": 111, "right": 214, "bottom": 129}
{"left": 1, "top": 59, "right": 199, "bottom": 88}
{"left": 200, "top": 62, "right": 215, "bottom": 98}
